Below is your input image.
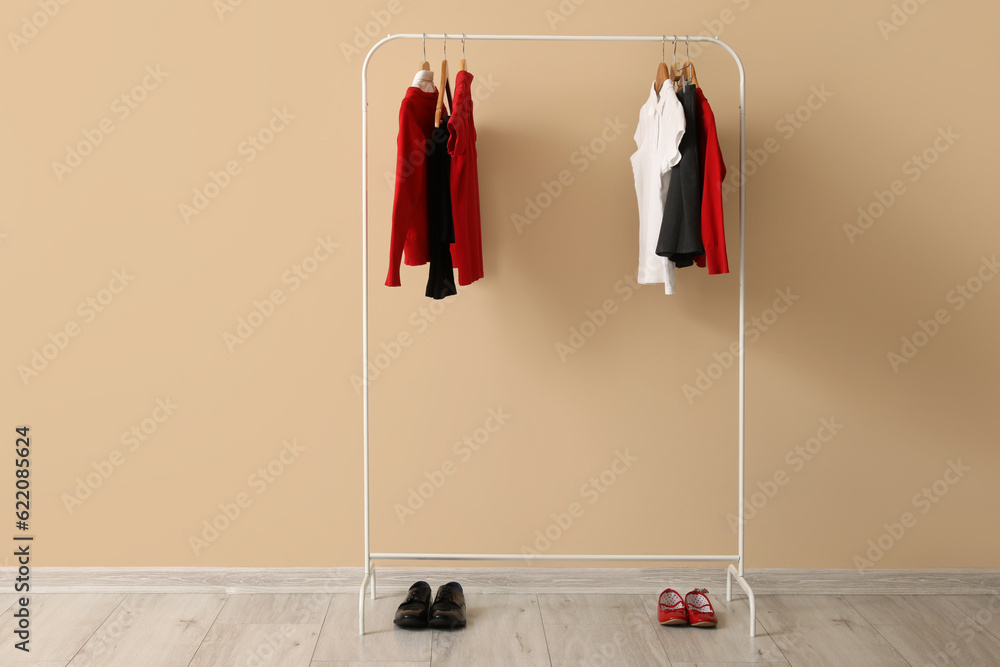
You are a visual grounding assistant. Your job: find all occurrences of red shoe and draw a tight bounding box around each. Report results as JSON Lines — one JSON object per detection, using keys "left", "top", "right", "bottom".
{"left": 685, "top": 589, "right": 718, "bottom": 627}
{"left": 657, "top": 588, "right": 688, "bottom": 625}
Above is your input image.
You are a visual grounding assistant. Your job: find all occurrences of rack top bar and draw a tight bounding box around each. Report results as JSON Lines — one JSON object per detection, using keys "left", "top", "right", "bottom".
{"left": 361, "top": 33, "right": 745, "bottom": 112}
{"left": 385, "top": 33, "right": 726, "bottom": 41}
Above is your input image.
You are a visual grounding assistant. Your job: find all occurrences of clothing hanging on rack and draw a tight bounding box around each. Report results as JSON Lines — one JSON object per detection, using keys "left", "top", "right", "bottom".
{"left": 425, "top": 79, "right": 458, "bottom": 299}
{"left": 692, "top": 88, "right": 729, "bottom": 275}
{"left": 656, "top": 82, "right": 704, "bottom": 267}
{"left": 630, "top": 82, "right": 685, "bottom": 294}
{"left": 447, "top": 69, "right": 484, "bottom": 286}
{"left": 386, "top": 65, "right": 482, "bottom": 296}
{"left": 385, "top": 70, "right": 438, "bottom": 287}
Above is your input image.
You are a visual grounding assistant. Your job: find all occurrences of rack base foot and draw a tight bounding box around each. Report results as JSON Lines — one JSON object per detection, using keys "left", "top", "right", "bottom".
{"left": 727, "top": 564, "right": 757, "bottom": 637}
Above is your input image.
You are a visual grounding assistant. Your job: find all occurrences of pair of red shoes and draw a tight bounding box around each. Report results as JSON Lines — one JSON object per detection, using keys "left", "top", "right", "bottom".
{"left": 657, "top": 588, "right": 718, "bottom": 627}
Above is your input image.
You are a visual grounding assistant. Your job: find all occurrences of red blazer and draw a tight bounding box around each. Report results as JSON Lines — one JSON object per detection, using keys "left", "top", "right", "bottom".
{"left": 386, "top": 86, "right": 437, "bottom": 287}
{"left": 694, "top": 88, "right": 730, "bottom": 275}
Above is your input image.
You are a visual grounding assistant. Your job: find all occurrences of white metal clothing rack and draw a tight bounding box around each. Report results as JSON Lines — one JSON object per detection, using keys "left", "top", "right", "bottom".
{"left": 359, "top": 33, "right": 756, "bottom": 637}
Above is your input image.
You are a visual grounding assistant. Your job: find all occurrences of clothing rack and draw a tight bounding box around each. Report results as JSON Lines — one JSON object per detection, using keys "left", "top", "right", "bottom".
{"left": 359, "top": 33, "right": 756, "bottom": 637}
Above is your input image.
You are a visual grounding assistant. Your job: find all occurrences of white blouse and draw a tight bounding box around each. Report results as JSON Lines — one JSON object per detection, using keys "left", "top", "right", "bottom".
{"left": 629, "top": 82, "right": 686, "bottom": 294}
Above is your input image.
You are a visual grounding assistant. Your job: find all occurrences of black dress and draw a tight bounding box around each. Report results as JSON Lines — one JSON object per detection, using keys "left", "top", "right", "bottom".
{"left": 656, "top": 83, "right": 704, "bottom": 268}
{"left": 425, "top": 84, "right": 458, "bottom": 300}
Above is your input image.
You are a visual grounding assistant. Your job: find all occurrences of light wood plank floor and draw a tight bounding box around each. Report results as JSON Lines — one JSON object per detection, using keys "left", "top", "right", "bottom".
{"left": 3, "top": 591, "right": 998, "bottom": 665}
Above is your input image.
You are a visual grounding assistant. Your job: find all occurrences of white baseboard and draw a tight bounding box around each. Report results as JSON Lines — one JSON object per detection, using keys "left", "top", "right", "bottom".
{"left": 4, "top": 567, "right": 998, "bottom": 595}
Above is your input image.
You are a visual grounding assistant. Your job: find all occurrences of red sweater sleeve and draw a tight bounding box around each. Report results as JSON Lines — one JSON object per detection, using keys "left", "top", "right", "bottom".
{"left": 694, "top": 90, "right": 730, "bottom": 275}
{"left": 386, "top": 91, "right": 431, "bottom": 287}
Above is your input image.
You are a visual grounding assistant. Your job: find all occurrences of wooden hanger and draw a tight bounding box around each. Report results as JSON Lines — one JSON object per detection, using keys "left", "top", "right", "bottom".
{"left": 678, "top": 37, "right": 699, "bottom": 89}
{"left": 676, "top": 62, "right": 694, "bottom": 89}
{"left": 434, "top": 59, "right": 448, "bottom": 126}
{"left": 654, "top": 62, "right": 670, "bottom": 95}
{"left": 654, "top": 37, "right": 670, "bottom": 95}
{"left": 434, "top": 36, "right": 449, "bottom": 127}
{"left": 684, "top": 61, "right": 699, "bottom": 88}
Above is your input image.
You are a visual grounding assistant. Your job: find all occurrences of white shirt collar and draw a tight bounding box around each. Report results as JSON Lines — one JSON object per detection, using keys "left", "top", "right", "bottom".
{"left": 412, "top": 70, "right": 436, "bottom": 93}
{"left": 646, "top": 82, "right": 676, "bottom": 115}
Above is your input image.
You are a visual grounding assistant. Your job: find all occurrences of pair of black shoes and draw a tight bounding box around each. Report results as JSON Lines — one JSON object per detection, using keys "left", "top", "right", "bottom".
{"left": 393, "top": 581, "right": 466, "bottom": 630}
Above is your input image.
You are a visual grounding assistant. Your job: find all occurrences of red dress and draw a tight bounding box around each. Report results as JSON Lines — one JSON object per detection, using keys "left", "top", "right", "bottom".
{"left": 386, "top": 85, "right": 437, "bottom": 287}
{"left": 447, "top": 70, "right": 484, "bottom": 286}
{"left": 693, "top": 88, "right": 729, "bottom": 275}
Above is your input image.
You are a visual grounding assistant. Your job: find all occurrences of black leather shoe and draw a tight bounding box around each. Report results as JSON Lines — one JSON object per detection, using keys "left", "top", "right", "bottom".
{"left": 429, "top": 581, "right": 467, "bottom": 629}
{"left": 393, "top": 581, "right": 432, "bottom": 629}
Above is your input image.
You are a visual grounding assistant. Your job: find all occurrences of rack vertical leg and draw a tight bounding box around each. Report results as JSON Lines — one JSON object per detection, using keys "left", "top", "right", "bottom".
{"left": 371, "top": 566, "right": 377, "bottom": 599}
{"left": 727, "top": 563, "right": 757, "bottom": 638}
{"left": 359, "top": 569, "right": 372, "bottom": 635}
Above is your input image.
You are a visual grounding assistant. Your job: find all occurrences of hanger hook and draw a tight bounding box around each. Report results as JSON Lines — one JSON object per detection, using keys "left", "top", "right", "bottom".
{"left": 443, "top": 33, "right": 447, "bottom": 58}
{"left": 422, "top": 33, "right": 426, "bottom": 61}
{"left": 462, "top": 34, "right": 466, "bottom": 59}
{"left": 661, "top": 35, "right": 665, "bottom": 63}
{"left": 672, "top": 37, "right": 677, "bottom": 63}
{"left": 685, "top": 35, "right": 690, "bottom": 60}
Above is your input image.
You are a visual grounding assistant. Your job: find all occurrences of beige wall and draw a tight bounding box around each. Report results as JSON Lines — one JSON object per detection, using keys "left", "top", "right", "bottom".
{"left": 3, "top": 0, "right": 997, "bottom": 569}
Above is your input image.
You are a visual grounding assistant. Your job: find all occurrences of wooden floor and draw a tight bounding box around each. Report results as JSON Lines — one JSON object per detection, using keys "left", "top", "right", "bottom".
{"left": 2, "top": 591, "right": 999, "bottom": 666}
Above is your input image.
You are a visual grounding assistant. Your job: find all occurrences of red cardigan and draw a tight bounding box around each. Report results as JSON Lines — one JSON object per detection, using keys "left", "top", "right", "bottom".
{"left": 386, "top": 86, "right": 437, "bottom": 287}
{"left": 693, "top": 88, "right": 730, "bottom": 275}
{"left": 447, "top": 70, "right": 484, "bottom": 286}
